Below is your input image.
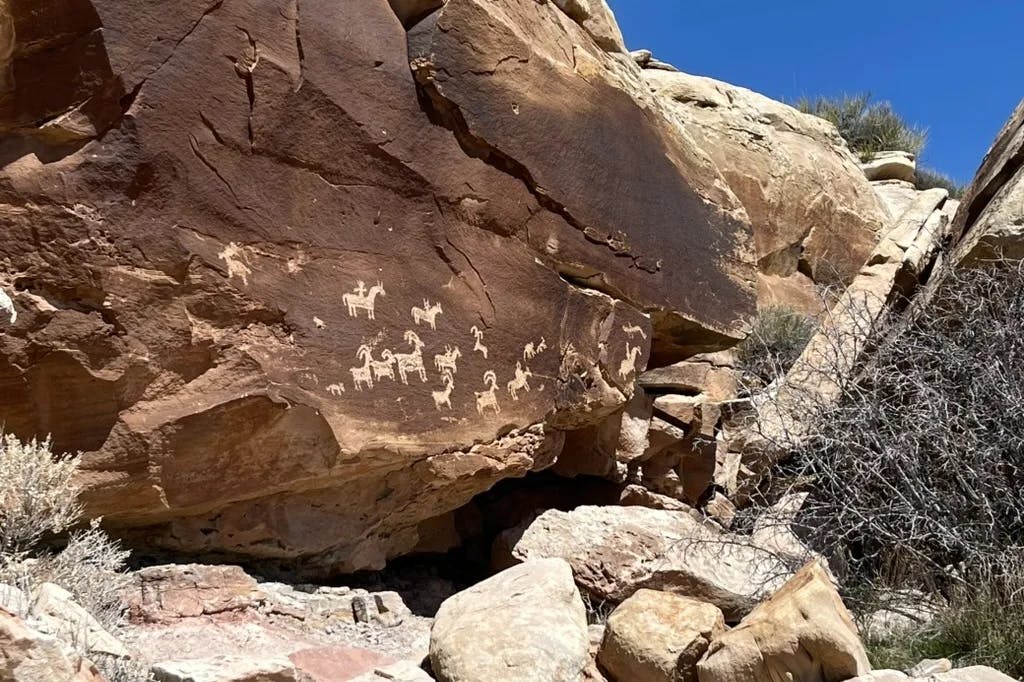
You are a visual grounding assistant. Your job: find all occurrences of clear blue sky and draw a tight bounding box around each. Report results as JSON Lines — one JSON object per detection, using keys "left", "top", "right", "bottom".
{"left": 607, "top": 1, "right": 1024, "bottom": 184}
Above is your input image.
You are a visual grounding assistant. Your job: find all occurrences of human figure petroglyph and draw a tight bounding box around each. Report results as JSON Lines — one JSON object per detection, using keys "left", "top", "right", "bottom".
{"left": 0, "top": 288, "right": 15, "bottom": 324}
{"left": 432, "top": 371, "right": 455, "bottom": 410}
{"left": 523, "top": 337, "right": 548, "bottom": 361}
{"left": 470, "top": 325, "right": 488, "bottom": 359}
{"left": 351, "top": 345, "right": 375, "bottom": 391}
{"left": 370, "top": 349, "right": 397, "bottom": 382}
{"left": 434, "top": 345, "right": 462, "bottom": 375}
{"left": 412, "top": 299, "right": 443, "bottom": 330}
{"left": 622, "top": 323, "right": 647, "bottom": 339}
{"left": 326, "top": 383, "right": 345, "bottom": 396}
{"left": 395, "top": 330, "right": 428, "bottom": 384}
{"left": 475, "top": 370, "right": 500, "bottom": 415}
{"left": 618, "top": 344, "right": 643, "bottom": 380}
{"left": 342, "top": 280, "right": 386, "bottom": 320}
{"left": 219, "top": 242, "right": 253, "bottom": 285}
{"left": 507, "top": 361, "right": 533, "bottom": 400}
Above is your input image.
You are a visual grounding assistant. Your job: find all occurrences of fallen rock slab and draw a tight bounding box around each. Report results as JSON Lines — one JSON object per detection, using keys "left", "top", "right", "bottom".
{"left": 151, "top": 654, "right": 299, "bottom": 682}
{"left": 429, "top": 558, "right": 589, "bottom": 682}
{"left": 348, "top": 660, "right": 433, "bottom": 681}
{"left": 846, "top": 667, "right": 1018, "bottom": 682}
{"left": 507, "top": 505, "right": 801, "bottom": 620}
{"left": 696, "top": 561, "right": 869, "bottom": 682}
{"left": 130, "top": 564, "right": 265, "bottom": 623}
{"left": 597, "top": 589, "right": 724, "bottom": 682}
{"left": 29, "top": 582, "right": 128, "bottom": 658}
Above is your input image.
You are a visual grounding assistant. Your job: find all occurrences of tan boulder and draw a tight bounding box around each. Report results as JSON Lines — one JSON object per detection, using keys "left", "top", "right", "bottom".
{"left": 598, "top": 589, "right": 725, "bottom": 682}
{"left": 0, "top": 608, "right": 105, "bottom": 682}
{"left": 29, "top": 582, "right": 128, "bottom": 658}
{"left": 870, "top": 180, "right": 922, "bottom": 222}
{"left": 429, "top": 558, "right": 590, "bottom": 681}
{"left": 696, "top": 561, "right": 870, "bottom": 682}
{"left": 507, "top": 505, "right": 802, "bottom": 620}
{"left": 643, "top": 69, "right": 888, "bottom": 310}
{"left": 846, "top": 667, "right": 1018, "bottom": 682}
{"left": 861, "top": 151, "right": 916, "bottom": 183}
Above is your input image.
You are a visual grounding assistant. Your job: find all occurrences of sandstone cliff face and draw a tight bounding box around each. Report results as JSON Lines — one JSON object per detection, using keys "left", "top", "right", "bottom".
{"left": 0, "top": 0, "right": 758, "bottom": 571}
{"left": 643, "top": 70, "right": 890, "bottom": 313}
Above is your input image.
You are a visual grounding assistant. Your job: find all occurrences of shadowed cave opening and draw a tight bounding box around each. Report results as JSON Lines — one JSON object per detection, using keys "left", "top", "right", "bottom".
{"left": 342, "top": 470, "right": 622, "bottom": 617}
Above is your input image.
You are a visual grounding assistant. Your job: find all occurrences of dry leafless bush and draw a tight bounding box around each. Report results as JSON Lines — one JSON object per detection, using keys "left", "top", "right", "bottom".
{"left": 757, "top": 263, "right": 1024, "bottom": 594}
{"left": 0, "top": 434, "right": 83, "bottom": 556}
{"left": 736, "top": 305, "right": 818, "bottom": 394}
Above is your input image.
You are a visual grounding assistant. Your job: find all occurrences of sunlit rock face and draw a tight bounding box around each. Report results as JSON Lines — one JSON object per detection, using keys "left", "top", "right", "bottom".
{"left": 0, "top": 0, "right": 756, "bottom": 571}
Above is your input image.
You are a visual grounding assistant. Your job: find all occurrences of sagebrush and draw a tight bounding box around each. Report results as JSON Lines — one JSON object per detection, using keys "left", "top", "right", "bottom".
{"left": 795, "top": 93, "right": 927, "bottom": 159}
{"left": 915, "top": 166, "right": 966, "bottom": 198}
{"left": 736, "top": 305, "right": 817, "bottom": 392}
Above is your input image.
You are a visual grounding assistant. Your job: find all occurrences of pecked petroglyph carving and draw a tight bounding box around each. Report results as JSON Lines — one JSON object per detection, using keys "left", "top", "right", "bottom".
{"left": 370, "top": 349, "right": 397, "bottom": 382}
{"left": 475, "top": 370, "right": 500, "bottom": 415}
{"left": 351, "top": 345, "right": 375, "bottom": 391}
{"left": 411, "top": 299, "right": 443, "bottom": 330}
{"left": 618, "top": 343, "right": 643, "bottom": 380}
{"left": 470, "top": 325, "right": 489, "bottom": 359}
{"left": 326, "top": 383, "right": 345, "bottom": 396}
{"left": 434, "top": 345, "right": 462, "bottom": 375}
{"left": 622, "top": 323, "right": 647, "bottom": 339}
{"left": 342, "top": 281, "right": 386, "bottom": 320}
{"left": 0, "top": 288, "right": 15, "bottom": 324}
{"left": 313, "top": 316, "right": 326, "bottom": 329}
{"left": 432, "top": 371, "right": 455, "bottom": 410}
{"left": 218, "top": 242, "right": 253, "bottom": 285}
{"left": 395, "top": 330, "right": 428, "bottom": 384}
{"left": 523, "top": 337, "right": 548, "bottom": 361}
{"left": 507, "top": 361, "right": 533, "bottom": 400}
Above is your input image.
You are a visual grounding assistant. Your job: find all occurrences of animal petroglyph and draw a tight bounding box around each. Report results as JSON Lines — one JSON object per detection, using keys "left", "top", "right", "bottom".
{"left": 470, "top": 325, "right": 488, "bottom": 359}
{"left": 0, "top": 288, "right": 15, "bottom": 324}
{"left": 411, "top": 299, "right": 443, "bottom": 330}
{"left": 507, "top": 361, "right": 534, "bottom": 401}
{"left": 432, "top": 372, "right": 455, "bottom": 410}
{"left": 618, "top": 343, "right": 643, "bottom": 380}
{"left": 395, "top": 330, "right": 427, "bottom": 384}
{"left": 370, "top": 349, "right": 397, "bottom": 382}
{"left": 313, "top": 316, "right": 326, "bottom": 329}
{"left": 622, "top": 324, "right": 647, "bottom": 339}
{"left": 475, "top": 370, "right": 500, "bottom": 415}
{"left": 523, "top": 337, "right": 548, "bottom": 361}
{"left": 434, "top": 345, "right": 462, "bottom": 375}
{"left": 342, "top": 281, "right": 386, "bottom": 320}
{"left": 326, "top": 383, "right": 346, "bottom": 396}
{"left": 218, "top": 242, "right": 253, "bottom": 285}
{"left": 351, "top": 345, "right": 375, "bottom": 391}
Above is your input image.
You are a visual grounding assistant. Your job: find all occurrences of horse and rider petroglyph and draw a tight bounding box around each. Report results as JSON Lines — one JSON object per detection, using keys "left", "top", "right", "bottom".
{"left": 507, "top": 361, "right": 533, "bottom": 400}
{"left": 412, "top": 299, "right": 443, "bottom": 330}
{"left": 343, "top": 280, "right": 386, "bottom": 320}
{"left": 434, "top": 345, "right": 462, "bottom": 375}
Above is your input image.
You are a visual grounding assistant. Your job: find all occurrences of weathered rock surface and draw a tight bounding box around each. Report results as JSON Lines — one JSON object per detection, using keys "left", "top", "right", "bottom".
{"left": 846, "top": 668, "right": 1018, "bottom": 682}
{"left": 349, "top": 660, "right": 433, "bottom": 681}
{"left": 506, "top": 505, "right": 800, "bottom": 620}
{"left": 29, "top": 582, "right": 128, "bottom": 658}
{"left": 0, "top": 0, "right": 757, "bottom": 573}
{"left": 129, "top": 564, "right": 265, "bottom": 623}
{"left": 0, "top": 608, "right": 105, "bottom": 682}
{"left": 151, "top": 654, "right": 299, "bottom": 682}
{"left": 955, "top": 98, "right": 1024, "bottom": 264}
{"left": 861, "top": 151, "right": 916, "bottom": 183}
{"left": 696, "top": 561, "right": 870, "bottom": 682}
{"left": 429, "top": 558, "right": 589, "bottom": 682}
{"left": 597, "top": 589, "right": 725, "bottom": 682}
{"left": 643, "top": 70, "right": 888, "bottom": 310}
